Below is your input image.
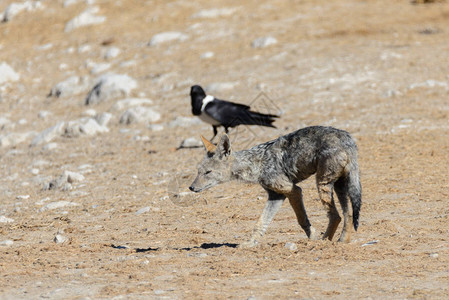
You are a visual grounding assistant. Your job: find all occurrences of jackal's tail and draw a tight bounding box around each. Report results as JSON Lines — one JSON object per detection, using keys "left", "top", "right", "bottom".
{"left": 348, "top": 161, "right": 362, "bottom": 231}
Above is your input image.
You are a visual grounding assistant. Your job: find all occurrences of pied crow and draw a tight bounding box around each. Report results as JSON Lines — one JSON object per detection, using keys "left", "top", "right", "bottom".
{"left": 190, "top": 85, "right": 278, "bottom": 141}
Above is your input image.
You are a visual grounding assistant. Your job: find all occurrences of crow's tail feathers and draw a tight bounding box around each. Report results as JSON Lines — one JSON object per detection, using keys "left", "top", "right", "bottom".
{"left": 240, "top": 110, "right": 279, "bottom": 128}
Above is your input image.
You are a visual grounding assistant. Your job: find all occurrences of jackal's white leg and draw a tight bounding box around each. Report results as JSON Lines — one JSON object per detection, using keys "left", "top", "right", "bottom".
{"left": 288, "top": 185, "right": 317, "bottom": 240}
{"left": 239, "top": 193, "right": 285, "bottom": 248}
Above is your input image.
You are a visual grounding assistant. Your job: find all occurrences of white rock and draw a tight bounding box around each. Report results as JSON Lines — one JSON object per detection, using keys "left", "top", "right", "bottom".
{"left": 0, "top": 240, "right": 14, "bottom": 246}
{"left": 30, "top": 168, "right": 39, "bottom": 175}
{"left": 206, "top": 82, "right": 237, "bottom": 93}
{"left": 54, "top": 234, "right": 67, "bottom": 244}
{"left": 63, "top": 170, "right": 85, "bottom": 183}
{"left": 18, "top": 118, "right": 27, "bottom": 125}
{"left": 103, "top": 47, "right": 121, "bottom": 59}
{"left": 200, "top": 51, "right": 214, "bottom": 59}
{"left": 0, "top": 132, "right": 36, "bottom": 147}
{"left": 149, "top": 31, "right": 188, "bottom": 46}
{"left": 113, "top": 98, "right": 154, "bottom": 111}
{"left": 168, "top": 116, "right": 202, "bottom": 128}
{"left": 85, "top": 74, "right": 137, "bottom": 105}
{"left": 39, "top": 201, "right": 79, "bottom": 212}
{"left": 119, "top": 107, "right": 161, "bottom": 124}
{"left": 95, "top": 112, "right": 112, "bottom": 127}
{"left": 38, "top": 111, "right": 52, "bottom": 120}
{"left": 31, "top": 122, "right": 65, "bottom": 146}
{"left": 192, "top": 8, "right": 237, "bottom": 18}
{"left": 48, "top": 76, "right": 90, "bottom": 98}
{"left": 284, "top": 242, "right": 297, "bottom": 251}
{"left": 148, "top": 124, "right": 164, "bottom": 131}
{"left": 136, "top": 206, "right": 151, "bottom": 215}
{"left": 64, "top": 0, "right": 96, "bottom": 7}
{"left": 78, "top": 44, "right": 92, "bottom": 53}
{"left": 65, "top": 6, "right": 106, "bottom": 32}
{"left": 42, "top": 142, "right": 58, "bottom": 151}
{"left": 0, "top": 62, "right": 20, "bottom": 84}
{"left": 1, "top": 1, "right": 43, "bottom": 22}
{"left": 65, "top": 117, "right": 108, "bottom": 137}
{"left": 409, "top": 80, "right": 448, "bottom": 89}
{"left": 179, "top": 137, "right": 202, "bottom": 148}
{"left": 89, "top": 62, "right": 111, "bottom": 75}
{"left": 0, "top": 216, "right": 14, "bottom": 223}
{"left": 251, "top": 36, "right": 278, "bottom": 48}
{"left": 82, "top": 109, "right": 97, "bottom": 117}
{"left": 0, "top": 117, "right": 12, "bottom": 128}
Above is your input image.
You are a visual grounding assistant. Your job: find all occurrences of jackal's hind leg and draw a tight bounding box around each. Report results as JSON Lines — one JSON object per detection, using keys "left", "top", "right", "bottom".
{"left": 288, "top": 185, "right": 317, "bottom": 240}
{"left": 239, "top": 191, "right": 285, "bottom": 248}
{"left": 334, "top": 178, "right": 353, "bottom": 243}
{"left": 316, "top": 182, "right": 341, "bottom": 241}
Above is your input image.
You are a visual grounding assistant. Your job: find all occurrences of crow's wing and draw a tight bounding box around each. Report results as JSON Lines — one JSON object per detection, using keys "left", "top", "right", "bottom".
{"left": 205, "top": 99, "right": 276, "bottom": 128}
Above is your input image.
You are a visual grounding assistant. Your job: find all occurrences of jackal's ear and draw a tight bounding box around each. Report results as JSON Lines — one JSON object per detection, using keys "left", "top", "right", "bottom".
{"left": 217, "top": 134, "right": 231, "bottom": 158}
{"left": 200, "top": 135, "right": 216, "bottom": 154}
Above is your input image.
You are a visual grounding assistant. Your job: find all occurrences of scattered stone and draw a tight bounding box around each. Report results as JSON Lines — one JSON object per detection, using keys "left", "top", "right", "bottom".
{"left": 103, "top": 47, "right": 121, "bottom": 59}
{"left": 0, "top": 132, "right": 36, "bottom": 147}
{"left": 82, "top": 109, "right": 97, "bottom": 117}
{"left": 54, "top": 234, "right": 67, "bottom": 244}
{"left": 113, "top": 98, "right": 153, "bottom": 111}
{"left": 30, "top": 168, "right": 39, "bottom": 175}
{"left": 78, "top": 44, "right": 92, "bottom": 53}
{"left": 31, "top": 122, "right": 65, "bottom": 146}
{"left": 42, "top": 142, "right": 58, "bottom": 151}
{"left": 65, "top": 6, "right": 106, "bottom": 32}
{"left": 64, "top": 0, "right": 96, "bottom": 8}
{"left": 192, "top": 7, "right": 236, "bottom": 18}
{"left": 148, "top": 124, "right": 164, "bottom": 131}
{"left": 168, "top": 116, "right": 202, "bottom": 128}
{"left": 0, "top": 116, "right": 12, "bottom": 129}
{"left": 119, "top": 106, "right": 161, "bottom": 124}
{"left": 409, "top": 79, "right": 448, "bottom": 89}
{"left": 136, "top": 206, "right": 151, "bottom": 215}
{"left": 200, "top": 51, "right": 214, "bottom": 59}
{"left": 16, "top": 195, "right": 30, "bottom": 200}
{"left": 43, "top": 170, "right": 84, "bottom": 191}
{"left": 65, "top": 117, "right": 109, "bottom": 137}
{"left": 149, "top": 31, "right": 188, "bottom": 46}
{"left": 18, "top": 118, "right": 27, "bottom": 125}
{"left": 284, "top": 242, "right": 298, "bottom": 251}
{"left": 85, "top": 74, "right": 137, "bottom": 105}
{"left": 0, "top": 215, "right": 14, "bottom": 223}
{"left": 95, "top": 112, "right": 112, "bottom": 127}
{"left": 38, "top": 111, "right": 52, "bottom": 120}
{"left": 206, "top": 82, "right": 237, "bottom": 93}
{"left": 187, "top": 252, "right": 208, "bottom": 258}
{"left": 39, "top": 201, "right": 79, "bottom": 212}
{"left": 0, "top": 62, "right": 20, "bottom": 84}
{"left": 178, "top": 137, "right": 202, "bottom": 149}
{"left": 252, "top": 36, "right": 278, "bottom": 48}
{"left": 1, "top": 1, "right": 43, "bottom": 22}
{"left": 0, "top": 240, "right": 14, "bottom": 246}
{"left": 88, "top": 62, "right": 112, "bottom": 75}
{"left": 429, "top": 253, "right": 438, "bottom": 258}
{"left": 48, "top": 76, "right": 90, "bottom": 97}
{"left": 64, "top": 170, "right": 85, "bottom": 183}
{"left": 361, "top": 240, "right": 379, "bottom": 247}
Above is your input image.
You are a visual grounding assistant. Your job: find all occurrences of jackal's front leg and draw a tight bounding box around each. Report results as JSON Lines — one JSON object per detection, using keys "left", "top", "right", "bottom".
{"left": 239, "top": 193, "right": 285, "bottom": 248}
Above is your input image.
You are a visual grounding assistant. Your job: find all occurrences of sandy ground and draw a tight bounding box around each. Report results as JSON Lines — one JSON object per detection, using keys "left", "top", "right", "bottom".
{"left": 1, "top": 0, "right": 448, "bottom": 299}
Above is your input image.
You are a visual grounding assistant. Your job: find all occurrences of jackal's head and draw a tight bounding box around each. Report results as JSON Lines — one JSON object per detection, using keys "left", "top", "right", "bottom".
{"left": 189, "top": 134, "right": 233, "bottom": 193}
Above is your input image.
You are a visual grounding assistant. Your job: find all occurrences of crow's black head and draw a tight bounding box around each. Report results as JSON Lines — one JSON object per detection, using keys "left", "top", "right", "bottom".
{"left": 190, "top": 85, "right": 207, "bottom": 115}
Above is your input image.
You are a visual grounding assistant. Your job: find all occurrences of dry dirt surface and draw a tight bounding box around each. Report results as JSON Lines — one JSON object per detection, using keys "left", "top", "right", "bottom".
{"left": 1, "top": 0, "right": 449, "bottom": 299}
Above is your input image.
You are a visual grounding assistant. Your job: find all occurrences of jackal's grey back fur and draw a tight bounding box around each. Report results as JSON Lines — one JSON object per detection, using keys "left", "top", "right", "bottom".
{"left": 232, "top": 126, "right": 361, "bottom": 230}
